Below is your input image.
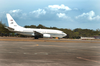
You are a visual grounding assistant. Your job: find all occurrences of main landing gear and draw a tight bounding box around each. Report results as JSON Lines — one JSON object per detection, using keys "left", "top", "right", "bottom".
{"left": 34, "top": 36, "right": 39, "bottom": 39}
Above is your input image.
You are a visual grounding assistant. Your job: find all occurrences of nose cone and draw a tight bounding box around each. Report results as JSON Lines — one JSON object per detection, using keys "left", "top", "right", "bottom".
{"left": 63, "top": 33, "right": 67, "bottom": 36}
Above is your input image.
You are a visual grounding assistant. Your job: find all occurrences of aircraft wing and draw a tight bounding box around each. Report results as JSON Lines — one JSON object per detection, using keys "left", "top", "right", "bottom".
{"left": 34, "top": 31, "right": 43, "bottom": 35}
{"left": 33, "top": 31, "right": 51, "bottom": 38}
{"left": 33, "top": 31, "right": 43, "bottom": 37}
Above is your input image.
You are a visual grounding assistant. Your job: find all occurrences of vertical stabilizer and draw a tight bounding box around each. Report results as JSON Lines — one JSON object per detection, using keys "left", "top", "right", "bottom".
{"left": 6, "top": 14, "right": 20, "bottom": 28}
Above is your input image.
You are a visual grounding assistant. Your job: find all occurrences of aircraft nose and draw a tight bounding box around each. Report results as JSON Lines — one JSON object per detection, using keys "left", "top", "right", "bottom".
{"left": 63, "top": 33, "right": 67, "bottom": 36}
{"left": 64, "top": 33, "right": 67, "bottom": 36}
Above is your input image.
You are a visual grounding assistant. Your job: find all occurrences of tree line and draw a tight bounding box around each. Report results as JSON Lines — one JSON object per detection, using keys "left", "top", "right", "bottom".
{"left": 25, "top": 24, "right": 100, "bottom": 39}
{"left": 0, "top": 21, "right": 100, "bottom": 39}
{"left": 0, "top": 21, "right": 22, "bottom": 37}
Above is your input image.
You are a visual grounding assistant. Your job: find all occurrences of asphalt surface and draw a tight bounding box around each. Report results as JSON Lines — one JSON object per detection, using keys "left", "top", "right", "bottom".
{"left": 0, "top": 39, "right": 100, "bottom": 66}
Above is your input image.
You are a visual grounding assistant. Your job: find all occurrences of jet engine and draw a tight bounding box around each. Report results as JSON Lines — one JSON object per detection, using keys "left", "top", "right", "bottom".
{"left": 43, "top": 34, "right": 51, "bottom": 37}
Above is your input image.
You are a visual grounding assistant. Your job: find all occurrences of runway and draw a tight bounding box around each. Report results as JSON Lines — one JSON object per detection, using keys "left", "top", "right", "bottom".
{"left": 0, "top": 37, "right": 100, "bottom": 66}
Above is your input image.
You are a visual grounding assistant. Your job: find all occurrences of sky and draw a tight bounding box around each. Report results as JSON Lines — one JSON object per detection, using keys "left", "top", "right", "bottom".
{"left": 0, "top": 0, "right": 100, "bottom": 30}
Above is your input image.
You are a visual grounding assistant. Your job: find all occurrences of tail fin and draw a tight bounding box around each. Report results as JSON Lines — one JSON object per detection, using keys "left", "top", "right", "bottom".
{"left": 6, "top": 14, "right": 20, "bottom": 28}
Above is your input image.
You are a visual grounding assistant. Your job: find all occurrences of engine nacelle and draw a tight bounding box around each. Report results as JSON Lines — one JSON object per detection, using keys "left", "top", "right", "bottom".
{"left": 32, "top": 33, "right": 35, "bottom": 36}
{"left": 43, "top": 34, "right": 50, "bottom": 37}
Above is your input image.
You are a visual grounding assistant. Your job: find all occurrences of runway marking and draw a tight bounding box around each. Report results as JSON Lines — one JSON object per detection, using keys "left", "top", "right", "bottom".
{"left": 34, "top": 52, "right": 48, "bottom": 55}
{"left": 77, "top": 57, "right": 100, "bottom": 64}
{"left": 23, "top": 53, "right": 27, "bottom": 54}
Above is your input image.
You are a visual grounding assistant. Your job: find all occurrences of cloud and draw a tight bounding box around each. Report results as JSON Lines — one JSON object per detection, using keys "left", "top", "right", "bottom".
{"left": 74, "top": 8, "right": 78, "bottom": 10}
{"left": 93, "top": 15, "right": 100, "bottom": 20}
{"left": 4, "top": 7, "right": 73, "bottom": 22}
{"left": 48, "top": 4, "right": 71, "bottom": 11}
{"left": 9, "top": 9, "right": 22, "bottom": 13}
{"left": 57, "top": 13, "right": 67, "bottom": 18}
{"left": 76, "top": 11, "right": 100, "bottom": 20}
{"left": 1, "top": 5, "right": 100, "bottom": 28}
{"left": 6, "top": 5, "right": 72, "bottom": 21}
{"left": 30, "top": 9, "right": 46, "bottom": 17}
{"left": 8, "top": 9, "right": 28, "bottom": 20}
{"left": 56, "top": 13, "right": 73, "bottom": 22}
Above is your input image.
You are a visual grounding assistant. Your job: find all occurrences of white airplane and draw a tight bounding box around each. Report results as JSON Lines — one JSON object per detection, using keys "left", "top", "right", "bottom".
{"left": 6, "top": 14, "right": 67, "bottom": 39}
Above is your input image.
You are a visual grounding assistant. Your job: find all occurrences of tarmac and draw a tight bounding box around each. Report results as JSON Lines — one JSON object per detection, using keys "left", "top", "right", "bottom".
{"left": 0, "top": 37, "right": 100, "bottom": 66}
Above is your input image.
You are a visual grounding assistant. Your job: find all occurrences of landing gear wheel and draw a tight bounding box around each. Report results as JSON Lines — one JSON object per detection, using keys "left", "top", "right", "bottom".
{"left": 58, "top": 37, "right": 61, "bottom": 39}
{"left": 34, "top": 36, "right": 39, "bottom": 39}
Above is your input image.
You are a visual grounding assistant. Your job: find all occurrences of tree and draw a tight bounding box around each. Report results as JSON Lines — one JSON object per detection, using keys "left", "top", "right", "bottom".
{"left": 0, "top": 21, "right": 12, "bottom": 36}
{"left": 37, "top": 24, "right": 47, "bottom": 29}
{"left": 24, "top": 25, "right": 37, "bottom": 28}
